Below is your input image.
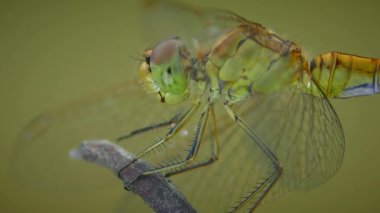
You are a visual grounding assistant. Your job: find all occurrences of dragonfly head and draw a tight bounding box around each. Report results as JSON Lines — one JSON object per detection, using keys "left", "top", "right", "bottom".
{"left": 138, "top": 37, "right": 191, "bottom": 104}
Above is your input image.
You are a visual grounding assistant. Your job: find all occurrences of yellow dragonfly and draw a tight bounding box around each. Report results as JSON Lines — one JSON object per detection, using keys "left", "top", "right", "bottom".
{"left": 12, "top": 0, "right": 379, "bottom": 212}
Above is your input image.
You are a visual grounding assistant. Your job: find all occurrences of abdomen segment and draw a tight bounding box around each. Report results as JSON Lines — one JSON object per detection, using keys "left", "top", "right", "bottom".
{"left": 310, "top": 52, "right": 380, "bottom": 98}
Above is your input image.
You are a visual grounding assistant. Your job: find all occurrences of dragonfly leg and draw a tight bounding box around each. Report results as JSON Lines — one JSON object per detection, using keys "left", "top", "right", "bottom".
{"left": 118, "top": 100, "right": 201, "bottom": 189}
{"left": 115, "top": 111, "right": 182, "bottom": 142}
{"left": 164, "top": 104, "right": 220, "bottom": 177}
{"left": 143, "top": 102, "right": 213, "bottom": 176}
{"left": 223, "top": 101, "right": 282, "bottom": 212}
{"left": 119, "top": 79, "right": 208, "bottom": 189}
{"left": 229, "top": 169, "right": 281, "bottom": 212}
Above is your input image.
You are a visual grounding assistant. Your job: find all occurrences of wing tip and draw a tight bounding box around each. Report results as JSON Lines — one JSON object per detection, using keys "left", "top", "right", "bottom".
{"left": 18, "top": 113, "right": 53, "bottom": 143}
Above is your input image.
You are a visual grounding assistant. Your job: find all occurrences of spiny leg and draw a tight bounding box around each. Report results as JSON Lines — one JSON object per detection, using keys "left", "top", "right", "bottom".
{"left": 164, "top": 104, "right": 220, "bottom": 177}
{"left": 116, "top": 111, "right": 182, "bottom": 142}
{"left": 118, "top": 81, "right": 208, "bottom": 189}
{"left": 118, "top": 100, "right": 200, "bottom": 182}
{"left": 230, "top": 168, "right": 282, "bottom": 213}
{"left": 143, "top": 102, "right": 212, "bottom": 175}
{"left": 224, "top": 101, "right": 282, "bottom": 212}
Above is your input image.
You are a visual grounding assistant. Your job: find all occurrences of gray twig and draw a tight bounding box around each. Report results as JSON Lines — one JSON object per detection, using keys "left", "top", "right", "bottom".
{"left": 70, "top": 139, "right": 196, "bottom": 213}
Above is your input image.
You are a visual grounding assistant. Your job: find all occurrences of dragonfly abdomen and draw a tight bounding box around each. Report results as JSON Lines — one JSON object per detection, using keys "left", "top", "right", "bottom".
{"left": 310, "top": 52, "right": 380, "bottom": 98}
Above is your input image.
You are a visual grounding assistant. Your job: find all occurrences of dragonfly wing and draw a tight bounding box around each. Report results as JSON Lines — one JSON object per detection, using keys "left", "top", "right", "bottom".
{"left": 140, "top": 0, "right": 249, "bottom": 51}
{"left": 11, "top": 80, "right": 186, "bottom": 193}
{"left": 226, "top": 80, "right": 345, "bottom": 204}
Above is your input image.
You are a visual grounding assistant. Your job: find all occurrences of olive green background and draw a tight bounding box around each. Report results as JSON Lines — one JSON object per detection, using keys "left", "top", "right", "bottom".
{"left": 1, "top": 0, "right": 379, "bottom": 212}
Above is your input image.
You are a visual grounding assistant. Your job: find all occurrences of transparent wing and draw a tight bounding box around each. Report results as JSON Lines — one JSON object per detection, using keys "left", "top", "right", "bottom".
{"left": 11, "top": 80, "right": 188, "bottom": 193}
{"left": 140, "top": 0, "right": 249, "bottom": 51}
{"left": 236, "top": 80, "right": 345, "bottom": 203}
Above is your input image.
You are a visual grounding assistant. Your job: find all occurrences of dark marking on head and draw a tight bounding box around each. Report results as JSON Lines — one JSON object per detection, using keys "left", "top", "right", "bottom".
{"left": 145, "top": 55, "right": 150, "bottom": 65}
{"left": 144, "top": 53, "right": 152, "bottom": 72}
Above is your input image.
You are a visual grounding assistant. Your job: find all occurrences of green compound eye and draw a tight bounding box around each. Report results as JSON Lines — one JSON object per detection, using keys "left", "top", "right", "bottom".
{"left": 147, "top": 37, "right": 190, "bottom": 104}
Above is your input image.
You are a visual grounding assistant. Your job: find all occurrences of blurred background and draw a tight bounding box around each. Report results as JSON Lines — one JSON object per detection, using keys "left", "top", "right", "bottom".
{"left": 0, "top": 0, "right": 379, "bottom": 212}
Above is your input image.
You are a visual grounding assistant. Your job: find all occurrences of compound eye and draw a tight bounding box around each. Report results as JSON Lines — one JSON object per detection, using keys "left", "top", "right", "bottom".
{"left": 145, "top": 55, "right": 150, "bottom": 65}
{"left": 141, "top": 38, "right": 190, "bottom": 104}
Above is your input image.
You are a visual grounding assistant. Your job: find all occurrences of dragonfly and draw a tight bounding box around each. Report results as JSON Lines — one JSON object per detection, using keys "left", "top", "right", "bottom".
{"left": 12, "top": 0, "right": 379, "bottom": 212}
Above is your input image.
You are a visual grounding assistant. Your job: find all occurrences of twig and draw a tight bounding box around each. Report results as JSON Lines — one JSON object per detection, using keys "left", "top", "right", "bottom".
{"left": 70, "top": 139, "right": 196, "bottom": 213}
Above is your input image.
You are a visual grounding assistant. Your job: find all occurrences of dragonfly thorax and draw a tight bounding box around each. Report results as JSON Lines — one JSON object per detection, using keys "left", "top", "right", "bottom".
{"left": 205, "top": 27, "right": 305, "bottom": 103}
